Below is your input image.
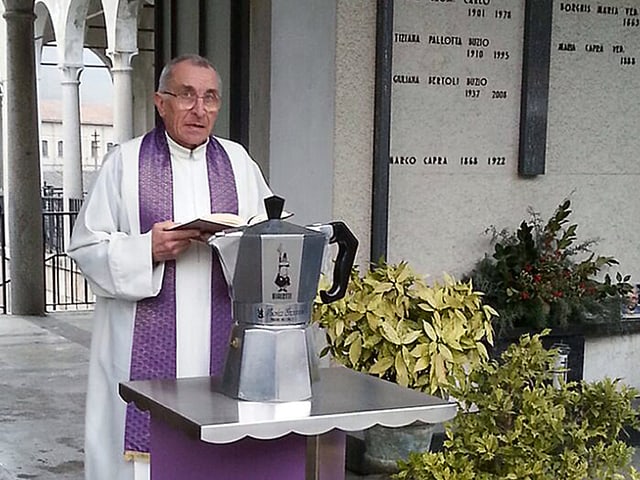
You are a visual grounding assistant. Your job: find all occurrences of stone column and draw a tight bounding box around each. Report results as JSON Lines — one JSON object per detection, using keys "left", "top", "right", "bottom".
{"left": 109, "top": 51, "right": 137, "bottom": 144}
{"left": 60, "top": 65, "right": 84, "bottom": 205}
{"left": 3, "top": 0, "right": 45, "bottom": 315}
{"left": 0, "top": 82, "right": 4, "bottom": 195}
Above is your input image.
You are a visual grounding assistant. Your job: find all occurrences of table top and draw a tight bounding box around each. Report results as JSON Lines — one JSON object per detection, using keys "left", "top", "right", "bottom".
{"left": 120, "top": 367, "right": 457, "bottom": 444}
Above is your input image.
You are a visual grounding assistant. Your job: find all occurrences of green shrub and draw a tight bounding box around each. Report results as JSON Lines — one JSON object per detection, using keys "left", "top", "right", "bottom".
{"left": 395, "top": 332, "right": 640, "bottom": 480}
{"left": 312, "top": 261, "right": 496, "bottom": 398}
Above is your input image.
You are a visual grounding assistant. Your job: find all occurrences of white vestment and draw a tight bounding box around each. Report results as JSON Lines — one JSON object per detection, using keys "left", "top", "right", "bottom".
{"left": 67, "top": 133, "right": 272, "bottom": 480}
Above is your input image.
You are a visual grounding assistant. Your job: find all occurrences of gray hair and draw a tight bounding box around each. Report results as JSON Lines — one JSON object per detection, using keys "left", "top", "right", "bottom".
{"left": 157, "top": 54, "right": 223, "bottom": 95}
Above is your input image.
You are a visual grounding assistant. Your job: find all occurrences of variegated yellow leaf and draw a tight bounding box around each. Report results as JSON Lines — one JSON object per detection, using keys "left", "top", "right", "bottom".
{"left": 483, "top": 304, "right": 499, "bottom": 320}
{"left": 366, "top": 311, "right": 380, "bottom": 330}
{"left": 380, "top": 321, "right": 402, "bottom": 345}
{"left": 476, "top": 341, "right": 488, "bottom": 359}
{"left": 422, "top": 290, "right": 438, "bottom": 308}
{"left": 401, "top": 345, "right": 412, "bottom": 366}
{"left": 401, "top": 330, "right": 422, "bottom": 345}
{"left": 395, "top": 263, "right": 412, "bottom": 283}
{"left": 485, "top": 325, "right": 495, "bottom": 346}
{"left": 423, "top": 321, "right": 438, "bottom": 341}
{"left": 363, "top": 334, "right": 383, "bottom": 348}
{"left": 414, "top": 356, "right": 430, "bottom": 372}
{"left": 373, "top": 282, "right": 394, "bottom": 293}
{"left": 454, "top": 309, "right": 467, "bottom": 323}
{"left": 348, "top": 337, "right": 362, "bottom": 365}
{"left": 433, "top": 353, "right": 446, "bottom": 384}
{"left": 410, "top": 344, "right": 429, "bottom": 358}
{"left": 445, "top": 295, "right": 463, "bottom": 309}
{"left": 433, "top": 309, "right": 442, "bottom": 326}
{"left": 438, "top": 344, "right": 454, "bottom": 362}
{"left": 345, "top": 331, "right": 360, "bottom": 346}
{"left": 344, "top": 312, "right": 361, "bottom": 325}
{"left": 336, "top": 319, "right": 344, "bottom": 338}
{"left": 417, "top": 302, "right": 435, "bottom": 312}
{"left": 369, "top": 356, "right": 394, "bottom": 375}
{"left": 395, "top": 351, "right": 409, "bottom": 387}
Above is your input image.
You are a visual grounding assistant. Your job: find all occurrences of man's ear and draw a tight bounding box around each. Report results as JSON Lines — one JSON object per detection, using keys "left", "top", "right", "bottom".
{"left": 153, "top": 92, "right": 165, "bottom": 116}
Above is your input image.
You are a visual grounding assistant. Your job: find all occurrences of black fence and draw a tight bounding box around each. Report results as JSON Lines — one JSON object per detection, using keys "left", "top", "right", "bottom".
{"left": 0, "top": 195, "right": 94, "bottom": 314}
{"left": 0, "top": 207, "right": 6, "bottom": 313}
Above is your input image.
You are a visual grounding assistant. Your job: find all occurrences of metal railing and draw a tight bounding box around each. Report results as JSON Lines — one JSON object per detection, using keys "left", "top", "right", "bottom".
{"left": 0, "top": 196, "right": 95, "bottom": 314}
{"left": 43, "top": 208, "right": 94, "bottom": 311}
{"left": 0, "top": 206, "right": 7, "bottom": 312}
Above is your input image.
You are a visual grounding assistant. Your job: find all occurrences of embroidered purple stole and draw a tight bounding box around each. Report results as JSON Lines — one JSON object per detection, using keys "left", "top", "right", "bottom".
{"left": 124, "top": 124, "right": 238, "bottom": 455}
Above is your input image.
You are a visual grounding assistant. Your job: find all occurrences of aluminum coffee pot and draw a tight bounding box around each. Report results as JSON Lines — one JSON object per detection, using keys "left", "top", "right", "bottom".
{"left": 209, "top": 195, "right": 358, "bottom": 402}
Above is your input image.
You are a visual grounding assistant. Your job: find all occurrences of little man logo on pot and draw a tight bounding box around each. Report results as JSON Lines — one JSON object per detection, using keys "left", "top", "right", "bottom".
{"left": 273, "top": 244, "right": 292, "bottom": 299}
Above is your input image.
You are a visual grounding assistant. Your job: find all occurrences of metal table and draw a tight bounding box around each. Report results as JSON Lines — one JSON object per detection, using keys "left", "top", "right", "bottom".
{"left": 120, "top": 366, "right": 456, "bottom": 479}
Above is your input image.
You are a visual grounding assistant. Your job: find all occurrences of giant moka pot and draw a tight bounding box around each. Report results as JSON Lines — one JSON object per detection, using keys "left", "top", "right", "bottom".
{"left": 209, "top": 196, "right": 358, "bottom": 402}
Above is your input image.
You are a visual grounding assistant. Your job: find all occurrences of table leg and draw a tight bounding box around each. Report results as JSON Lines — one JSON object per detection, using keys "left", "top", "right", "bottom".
{"left": 306, "top": 430, "right": 346, "bottom": 480}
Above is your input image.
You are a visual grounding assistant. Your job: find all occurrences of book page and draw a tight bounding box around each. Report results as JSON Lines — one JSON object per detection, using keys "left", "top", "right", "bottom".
{"left": 167, "top": 213, "right": 245, "bottom": 233}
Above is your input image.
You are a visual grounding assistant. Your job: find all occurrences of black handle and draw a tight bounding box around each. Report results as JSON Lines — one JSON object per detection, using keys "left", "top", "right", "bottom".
{"left": 319, "top": 222, "right": 358, "bottom": 303}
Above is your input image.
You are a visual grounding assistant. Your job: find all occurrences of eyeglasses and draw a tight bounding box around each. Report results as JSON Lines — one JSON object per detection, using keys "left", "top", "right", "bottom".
{"left": 161, "top": 90, "right": 221, "bottom": 112}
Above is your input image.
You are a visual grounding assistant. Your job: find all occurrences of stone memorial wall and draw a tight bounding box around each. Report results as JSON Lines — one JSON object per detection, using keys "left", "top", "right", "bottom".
{"left": 386, "top": 0, "right": 640, "bottom": 280}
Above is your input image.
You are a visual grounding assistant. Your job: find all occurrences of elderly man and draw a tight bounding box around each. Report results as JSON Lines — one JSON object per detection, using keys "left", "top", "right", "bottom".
{"left": 68, "top": 54, "right": 272, "bottom": 480}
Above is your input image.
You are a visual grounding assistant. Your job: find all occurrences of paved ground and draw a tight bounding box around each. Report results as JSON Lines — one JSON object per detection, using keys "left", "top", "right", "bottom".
{"left": 0, "top": 311, "right": 89, "bottom": 480}
{"left": 0, "top": 311, "right": 638, "bottom": 480}
{"left": 0, "top": 311, "right": 390, "bottom": 480}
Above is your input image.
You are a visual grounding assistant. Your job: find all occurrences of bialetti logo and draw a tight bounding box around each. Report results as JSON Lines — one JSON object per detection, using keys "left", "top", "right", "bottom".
{"left": 273, "top": 244, "right": 292, "bottom": 300}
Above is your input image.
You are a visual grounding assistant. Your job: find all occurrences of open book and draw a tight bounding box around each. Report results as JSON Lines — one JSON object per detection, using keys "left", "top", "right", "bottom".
{"left": 167, "top": 211, "right": 293, "bottom": 234}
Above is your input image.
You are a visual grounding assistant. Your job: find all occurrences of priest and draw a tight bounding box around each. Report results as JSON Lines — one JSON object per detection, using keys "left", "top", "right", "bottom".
{"left": 67, "top": 54, "right": 272, "bottom": 480}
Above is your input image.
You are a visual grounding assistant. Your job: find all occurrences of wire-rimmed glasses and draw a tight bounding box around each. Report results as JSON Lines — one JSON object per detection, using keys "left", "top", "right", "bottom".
{"left": 161, "top": 90, "right": 221, "bottom": 112}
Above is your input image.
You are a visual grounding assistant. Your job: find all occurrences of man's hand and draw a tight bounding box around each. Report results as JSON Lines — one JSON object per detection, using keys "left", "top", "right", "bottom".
{"left": 151, "top": 221, "right": 200, "bottom": 262}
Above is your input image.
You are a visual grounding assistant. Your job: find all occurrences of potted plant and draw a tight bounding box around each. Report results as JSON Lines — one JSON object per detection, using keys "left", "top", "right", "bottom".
{"left": 466, "top": 199, "right": 631, "bottom": 337}
{"left": 312, "top": 261, "right": 497, "bottom": 473}
{"left": 395, "top": 332, "right": 640, "bottom": 480}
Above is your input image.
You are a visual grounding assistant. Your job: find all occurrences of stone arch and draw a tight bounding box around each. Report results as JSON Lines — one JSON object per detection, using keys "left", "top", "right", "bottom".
{"left": 60, "top": 0, "right": 91, "bottom": 66}
{"left": 34, "top": 1, "right": 57, "bottom": 79}
{"left": 34, "top": 2, "right": 55, "bottom": 49}
{"left": 103, "top": 0, "right": 142, "bottom": 56}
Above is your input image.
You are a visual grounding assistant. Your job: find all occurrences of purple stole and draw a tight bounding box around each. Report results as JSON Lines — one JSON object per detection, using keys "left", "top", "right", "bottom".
{"left": 124, "top": 125, "right": 238, "bottom": 456}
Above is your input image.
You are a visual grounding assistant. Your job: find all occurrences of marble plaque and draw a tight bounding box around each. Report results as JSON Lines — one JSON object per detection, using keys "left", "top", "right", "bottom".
{"left": 547, "top": 1, "right": 640, "bottom": 175}
{"left": 390, "top": 0, "right": 524, "bottom": 176}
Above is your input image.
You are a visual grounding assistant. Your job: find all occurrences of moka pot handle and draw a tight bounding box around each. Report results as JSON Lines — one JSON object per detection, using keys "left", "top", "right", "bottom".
{"left": 319, "top": 221, "right": 358, "bottom": 303}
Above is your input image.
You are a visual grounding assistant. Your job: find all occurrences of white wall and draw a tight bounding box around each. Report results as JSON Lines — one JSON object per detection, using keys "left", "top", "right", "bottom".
{"left": 268, "top": 0, "right": 337, "bottom": 226}
{"left": 584, "top": 331, "right": 640, "bottom": 389}
{"left": 333, "top": 1, "right": 376, "bottom": 270}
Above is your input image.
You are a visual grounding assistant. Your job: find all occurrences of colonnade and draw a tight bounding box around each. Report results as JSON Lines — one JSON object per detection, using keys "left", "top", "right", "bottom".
{"left": 3, "top": 1, "right": 137, "bottom": 315}
{"left": 59, "top": 52, "right": 137, "bottom": 205}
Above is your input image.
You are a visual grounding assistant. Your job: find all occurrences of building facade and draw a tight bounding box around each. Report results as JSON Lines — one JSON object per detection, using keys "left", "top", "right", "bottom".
{"left": 1, "top": 0, "right": 639, "bottom": 316}
{"left": 39, "top": 99, "right": 114, "bottom": 192}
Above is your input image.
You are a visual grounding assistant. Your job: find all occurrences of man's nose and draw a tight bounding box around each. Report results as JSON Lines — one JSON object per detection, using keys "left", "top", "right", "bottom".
{"left": 191, "top": 97, "right": 207, "bottom": 115}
